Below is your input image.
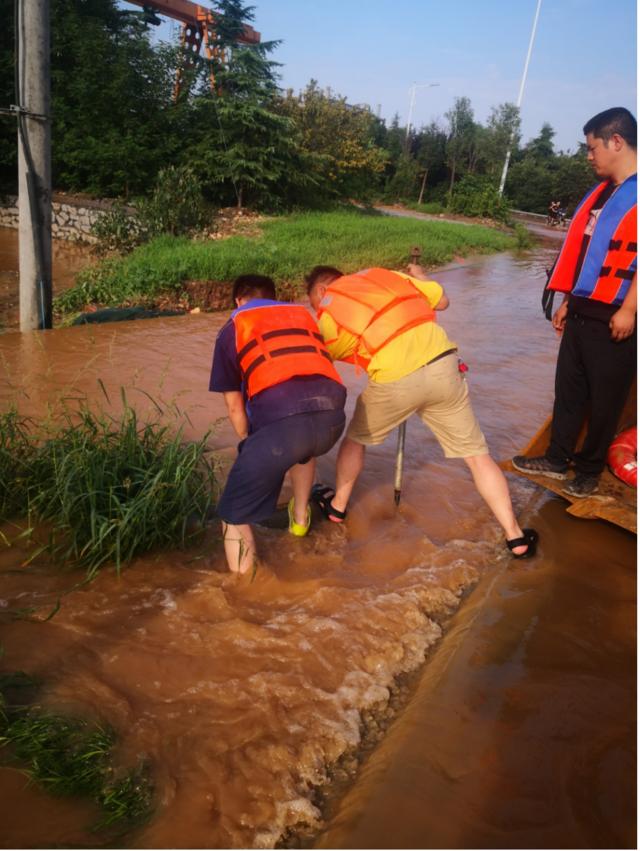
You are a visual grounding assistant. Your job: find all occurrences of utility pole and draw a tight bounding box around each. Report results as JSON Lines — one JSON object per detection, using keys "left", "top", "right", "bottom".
{"left": 406, "top": 82, "right": 439, "bottom": 150}
{"left": 17, "top": 0, "right": 52, "bottom": 331}
{"left": 498, "top": 0, "right": 543, "bottom": 196}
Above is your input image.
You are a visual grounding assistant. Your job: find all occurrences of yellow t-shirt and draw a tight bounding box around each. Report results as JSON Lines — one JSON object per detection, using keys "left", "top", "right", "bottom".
{"left": 318, "top": 273, "right": 456, "bottom": 383}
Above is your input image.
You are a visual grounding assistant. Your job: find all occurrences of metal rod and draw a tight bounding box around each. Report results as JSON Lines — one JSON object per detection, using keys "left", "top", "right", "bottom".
{"left": 393, "top": 245, "right": 422, "bottom": 506}
{"left": 394, "top": 421, "right": 407, "bottom": 506}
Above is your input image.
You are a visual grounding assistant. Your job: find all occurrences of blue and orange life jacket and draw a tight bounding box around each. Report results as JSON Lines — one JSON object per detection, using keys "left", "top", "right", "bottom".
{"left": 317, "top": 268, "right": 436, "bottom": 368}
{"left": 546, "top": 174, "right": 637, "bottom": 305}
{"left": 232, "top": 301, "right": 341, "bottom": 399}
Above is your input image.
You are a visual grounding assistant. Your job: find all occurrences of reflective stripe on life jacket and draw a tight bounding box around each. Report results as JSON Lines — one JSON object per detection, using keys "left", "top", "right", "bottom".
{"left": 233, "top": 303, "right": 341, "bottom": 399}
{"left": 547, "top": 174, "right": 637, "bottom": 305}
{"left": 317, "top": 268, "right": 436, "bottom": 366}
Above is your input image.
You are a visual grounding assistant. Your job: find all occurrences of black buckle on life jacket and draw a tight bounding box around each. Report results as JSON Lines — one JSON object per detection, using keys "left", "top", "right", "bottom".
{"left": 627, "top": 241, "right": 637, "bottom": 252}
{"left": 599, "top": 265, "right": 612, "bottom": 277}
{"left": 615, "top": 268, "right": 636, "bottom": 281}
{"left": 609, "top": 239, "right": 623, "bottom": 251}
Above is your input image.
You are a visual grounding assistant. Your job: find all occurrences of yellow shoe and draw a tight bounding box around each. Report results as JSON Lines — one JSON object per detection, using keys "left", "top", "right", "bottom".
{"left": 288, "top": 498, "right": 311, "bottom": 537}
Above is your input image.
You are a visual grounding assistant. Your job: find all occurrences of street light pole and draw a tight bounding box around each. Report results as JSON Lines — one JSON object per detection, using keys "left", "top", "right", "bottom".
{"left": 498, "top": 0, "right": 543, "bottom": 196}
{"left": 406, "top": 82, "right": 439, "bottom": 147}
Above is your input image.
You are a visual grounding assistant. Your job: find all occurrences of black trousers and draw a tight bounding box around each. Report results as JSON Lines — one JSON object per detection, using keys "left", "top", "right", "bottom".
{"left": 547, "top": 312, "right": 636, "bottom": 476}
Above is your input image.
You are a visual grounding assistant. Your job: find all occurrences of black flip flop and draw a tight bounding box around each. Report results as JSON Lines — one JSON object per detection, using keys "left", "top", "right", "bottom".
{"left": 311, "top": 483, "right": 347, "bottom": 523}
{"left": 506, "top": 528, "right": 539, "bottom": 559}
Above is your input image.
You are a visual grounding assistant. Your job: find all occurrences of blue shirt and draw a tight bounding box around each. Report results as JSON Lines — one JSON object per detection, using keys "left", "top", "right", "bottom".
{"left": 209, "top": 299, "right": 346, "bottom": 431}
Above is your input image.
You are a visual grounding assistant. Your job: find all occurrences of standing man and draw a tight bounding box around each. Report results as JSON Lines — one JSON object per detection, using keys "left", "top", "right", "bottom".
{"left": 306, "top": 264, "right": 538, "bottom": 558}
{"left": 513, "top": 107, "right": 637, "bottom": 496}
{"left": 210, "top": 275, "right": 346, "bottom": 574}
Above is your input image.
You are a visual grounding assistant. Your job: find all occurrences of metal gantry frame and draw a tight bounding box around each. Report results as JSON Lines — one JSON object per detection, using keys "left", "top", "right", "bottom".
{"left": 125, "top": 0, "right": 261, "bottom": 98}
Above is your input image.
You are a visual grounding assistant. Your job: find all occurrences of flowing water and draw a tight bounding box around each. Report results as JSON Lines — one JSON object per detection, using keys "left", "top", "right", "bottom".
{"left": 0, "top": 226, "right": 94, "bottom": 330}
{"left": 0, "top": 235, "right": 635, "bottom": 848}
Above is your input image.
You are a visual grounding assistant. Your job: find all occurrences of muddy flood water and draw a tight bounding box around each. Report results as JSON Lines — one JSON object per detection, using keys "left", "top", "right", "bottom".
{"left": 0, "top": 235, "right": 635, "bottom": 848}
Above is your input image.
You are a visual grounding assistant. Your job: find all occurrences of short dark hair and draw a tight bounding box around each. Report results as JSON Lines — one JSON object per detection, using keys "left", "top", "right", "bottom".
{"left": 583, "top": 107, "right": 637, "bottom": 149}
{"left": 232, "top": 274, "right": 276, "bottom": 305}
{"left": 304, "top": 265, "right": 343, "bottom": 294}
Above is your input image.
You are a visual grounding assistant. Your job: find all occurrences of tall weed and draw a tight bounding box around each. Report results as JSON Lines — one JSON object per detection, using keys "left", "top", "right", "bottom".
{"left": 1, "top": 393, "right": 216, "bottom": 577}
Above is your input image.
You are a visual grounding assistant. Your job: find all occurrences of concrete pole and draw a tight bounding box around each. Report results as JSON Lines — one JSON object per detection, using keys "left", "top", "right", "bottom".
{"left": 498, "top": 0, "right": 543, "bottom": 196}
{"left": 18, "top": 0, "right": 52, "bottom": 331}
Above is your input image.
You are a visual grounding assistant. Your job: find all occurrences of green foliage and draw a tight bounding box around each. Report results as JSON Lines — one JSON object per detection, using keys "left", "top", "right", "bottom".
{"left": 1, "top": 393, "right": 216, "bottom": 577}
{"left": 405, "top": 201, "right": 447, "bottom": 215}
{"left": 56, "top": 209, "right": 517, "bottom": 313}
{"left": 137, "top": 166, "right": 208, "bottom": 237}
{"left": 0, "top": 703, "right": 153, "bottom": 832}
{"left": 505, "top": 148, "right": 594, "bottom": 214}
{"left": 513, "top": 222, "right": 534, "bottom": 249}
{"left": 384, "top": 154, "right": 420, "bottom": 201}
{"left": 91, "top": 203, "right": 145, "bottom": 255}
{"left": 276, "top": 81, "right": 388, "bottom": 203}
{"left": 449, "top": 174, "right": 511, "bottom": 222}
{"left": 92, "top": 167, "right": 209, "bottom": 254}
{"left": 0, "top": 409, "right": 36, "bottom": 519}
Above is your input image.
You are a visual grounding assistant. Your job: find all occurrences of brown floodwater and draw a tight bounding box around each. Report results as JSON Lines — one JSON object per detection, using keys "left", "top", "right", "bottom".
{"left": 0, "top": 226, "right": 94, "bottom": 330}
{"left": 0, "top": 236, "right": 635, "bottom": 848}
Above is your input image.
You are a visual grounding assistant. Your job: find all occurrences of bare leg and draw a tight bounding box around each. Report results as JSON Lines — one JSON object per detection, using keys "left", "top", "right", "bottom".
{"left": 332, "top": 437, "right": 366, "bottom": 513}
{"left": 463, "top": 454, "right": 528, "bottom": 555}
{"left": 289, "top": 458, "right": 316, "bottom": 525}
{"left": 221, "top": 521, "right": 256, "bottom": 574}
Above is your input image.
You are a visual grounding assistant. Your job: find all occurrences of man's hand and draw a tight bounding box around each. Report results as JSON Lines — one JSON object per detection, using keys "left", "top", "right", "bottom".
{"left": 552, "top": 301, "right": 568, "bottom": 336}
{"left": 407, "top": 263, "right": 426, "bottom": 279}
{"left": 609, "top": 306, "right": 636, "bottom": 341}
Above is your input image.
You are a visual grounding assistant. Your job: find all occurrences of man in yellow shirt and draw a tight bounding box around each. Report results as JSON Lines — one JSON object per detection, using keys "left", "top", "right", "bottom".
{"left": 306, "top": 263, "right": 538, "bottom": 558}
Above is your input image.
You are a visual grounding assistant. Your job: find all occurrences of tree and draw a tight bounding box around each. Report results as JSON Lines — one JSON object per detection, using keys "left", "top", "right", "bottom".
{"left": 524, "top": 122, "right": 556, "bottom": 160}
{"left": 276, "top": 80, "right": 388, "bottom": 201}
{"left": 414, "top": 121, "right": 447, "bottom": 203}
{"left": 480, "top": 102, "right": 521, "bottom": 179}
{"left": 445, "top": 96, "right": 476, "bottom": 196}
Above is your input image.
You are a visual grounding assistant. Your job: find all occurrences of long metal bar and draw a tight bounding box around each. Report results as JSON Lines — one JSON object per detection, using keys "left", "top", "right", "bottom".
{"left": 498, "top": 0, "right": 543, "bottom": 195}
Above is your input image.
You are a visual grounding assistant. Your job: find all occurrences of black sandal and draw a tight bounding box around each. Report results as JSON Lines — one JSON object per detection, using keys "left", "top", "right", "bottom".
{"left": 506, "top": 528, "right": 539, "bottom": 559}
{"left": 311, "top": 484, "right": 347, "bottom": 523}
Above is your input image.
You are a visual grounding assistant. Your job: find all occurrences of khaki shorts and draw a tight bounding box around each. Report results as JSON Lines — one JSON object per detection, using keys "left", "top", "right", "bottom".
{"left": 347, "top": 353, "right": 488, "bottom": 458}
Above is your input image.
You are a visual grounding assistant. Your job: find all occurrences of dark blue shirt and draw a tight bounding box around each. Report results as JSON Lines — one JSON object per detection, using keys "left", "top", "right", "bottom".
{"left": 209, "top": 299, "right": 346, "bottom": 431}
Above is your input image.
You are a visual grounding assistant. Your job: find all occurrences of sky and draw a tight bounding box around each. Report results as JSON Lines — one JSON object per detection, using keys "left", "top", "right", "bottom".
{"left": 135, "top": 0, "right": 637, "bottom": 153}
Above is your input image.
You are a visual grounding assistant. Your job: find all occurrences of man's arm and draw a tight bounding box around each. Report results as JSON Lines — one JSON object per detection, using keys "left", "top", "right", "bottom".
{"left": 406, "top": 265, "right": 449, "bottom": 310}
{"left": 223, "top": 391, "right": 249, "bottom": 439}
{"left": 610, "top": 274, "right": 637, "bottom": 341}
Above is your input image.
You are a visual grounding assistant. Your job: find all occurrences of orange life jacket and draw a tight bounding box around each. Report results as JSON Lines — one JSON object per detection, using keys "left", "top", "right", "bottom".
{"left": 317, "top": 268, "right": 436, "bottom": 367}
{"left": 547, "top": 176, "right": 637, "bottom": 305}
{"left": 233, "top": 302, "right": 341, "bottom": 399}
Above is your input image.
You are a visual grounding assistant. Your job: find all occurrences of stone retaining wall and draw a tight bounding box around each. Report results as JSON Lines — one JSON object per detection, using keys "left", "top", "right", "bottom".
{"left": 0, "top": 195, "right": 130, "bottom": 243}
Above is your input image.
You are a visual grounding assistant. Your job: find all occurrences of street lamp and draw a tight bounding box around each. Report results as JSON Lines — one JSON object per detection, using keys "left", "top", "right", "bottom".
{"left": 406, "top": 82, "right": 440, "bottom": 143}
{"left": 498, "top": 0, "right": 543, "bottom": 195}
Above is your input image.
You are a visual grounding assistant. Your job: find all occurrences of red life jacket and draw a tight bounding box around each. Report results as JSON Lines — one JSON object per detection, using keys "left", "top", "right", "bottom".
{"left": 317, "top": 268, "right": 436, "bottom": 367}
{"left": 547, "top": 176, "right": 637, "bottom": 305}
{"left": 233, "top": 303, "right": 341, "bottom": 399}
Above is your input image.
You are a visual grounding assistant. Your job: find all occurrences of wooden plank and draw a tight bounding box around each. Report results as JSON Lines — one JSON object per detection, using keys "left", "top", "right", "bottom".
{"left": 502, "top": 383, "right": 637, "bottom": 534}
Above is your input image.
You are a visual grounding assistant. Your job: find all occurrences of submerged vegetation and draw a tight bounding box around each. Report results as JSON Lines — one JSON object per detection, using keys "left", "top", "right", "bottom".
{"left": 0, "top": 671, "right": 153, "bottom": 833}
{"left": 0, "top": 391, "right": 216, "bottom": 577}
{"left": 56, "top": 209, "right": 517, "bottom": 314}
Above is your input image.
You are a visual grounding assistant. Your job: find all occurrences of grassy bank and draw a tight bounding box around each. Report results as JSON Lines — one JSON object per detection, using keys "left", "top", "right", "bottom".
{"left": 0, "top": 395, "right": 216, "bottom": 578}
{"left": 56, "top": 209, "right": 518, "bottom": 313}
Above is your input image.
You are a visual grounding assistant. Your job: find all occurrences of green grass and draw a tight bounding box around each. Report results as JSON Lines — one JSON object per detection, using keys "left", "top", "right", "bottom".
{"left": 1, "top": 391, "right": 217, "bottom": 578}
{"left": 0, "top": 410, "right": 36, "bottom": 519}
{"left": 404, "top": 201, "right": 448, "bottom": 215}
{"left": 0, "top": 691, "right": 153, "bottom": 833}
{"left": 55, "top": 208, "right": 518, "bottom": 312}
